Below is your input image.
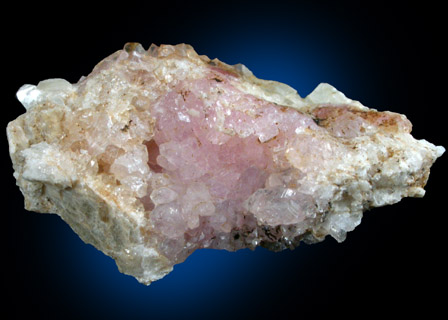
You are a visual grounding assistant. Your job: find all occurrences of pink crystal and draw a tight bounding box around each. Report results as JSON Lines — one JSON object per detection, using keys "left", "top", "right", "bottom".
{"left": 7, "top": 42, "right": 444, "bottom": 284}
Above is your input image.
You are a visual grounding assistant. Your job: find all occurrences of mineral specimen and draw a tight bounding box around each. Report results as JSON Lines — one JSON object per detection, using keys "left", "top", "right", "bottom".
{"left": 7, "top": 42, "right": 444, "bottom": 285}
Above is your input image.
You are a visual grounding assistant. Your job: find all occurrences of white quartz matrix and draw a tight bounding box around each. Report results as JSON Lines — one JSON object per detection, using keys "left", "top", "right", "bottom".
{"left": 7, "top": 43, "right": 444, "bottom": 284}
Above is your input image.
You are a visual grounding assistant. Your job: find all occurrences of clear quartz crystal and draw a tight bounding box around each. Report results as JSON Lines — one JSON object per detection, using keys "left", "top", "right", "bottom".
{"left": 7, "top": 42, "right": 444, "bottom": 285}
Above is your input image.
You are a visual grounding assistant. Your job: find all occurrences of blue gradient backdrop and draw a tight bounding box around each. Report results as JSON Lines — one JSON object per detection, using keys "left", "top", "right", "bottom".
{"left": 5, "top": 1, "right": 445, "bottom": 319}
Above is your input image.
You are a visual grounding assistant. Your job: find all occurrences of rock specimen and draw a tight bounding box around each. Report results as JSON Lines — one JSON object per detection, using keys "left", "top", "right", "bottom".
{"left": 7, "top": 42, "right": 444, "bottom": 285}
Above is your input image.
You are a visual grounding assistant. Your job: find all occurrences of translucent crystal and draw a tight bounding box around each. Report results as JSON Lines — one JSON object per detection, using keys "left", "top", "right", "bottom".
{"left": 7, "top": 42, "right": 444, "bottom": 285}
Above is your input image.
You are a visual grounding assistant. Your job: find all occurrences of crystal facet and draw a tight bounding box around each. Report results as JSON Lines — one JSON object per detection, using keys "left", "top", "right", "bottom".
{"left": 7, "top": 42, "right": 444, "bottom": 284}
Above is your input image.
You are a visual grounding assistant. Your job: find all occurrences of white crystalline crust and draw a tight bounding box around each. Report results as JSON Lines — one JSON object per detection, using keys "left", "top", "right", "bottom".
{"left": 7, "top": 43, "right": 444, "bottom": 285}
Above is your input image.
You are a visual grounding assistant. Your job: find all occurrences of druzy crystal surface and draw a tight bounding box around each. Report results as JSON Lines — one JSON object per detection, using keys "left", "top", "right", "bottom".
{"left": 7, "top": 43, "right": 444, "bottom": 284}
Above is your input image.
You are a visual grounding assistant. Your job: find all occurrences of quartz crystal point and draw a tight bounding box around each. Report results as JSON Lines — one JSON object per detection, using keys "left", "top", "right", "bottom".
{"left": 7, "top": 42, "right": 444, "bottom": 285}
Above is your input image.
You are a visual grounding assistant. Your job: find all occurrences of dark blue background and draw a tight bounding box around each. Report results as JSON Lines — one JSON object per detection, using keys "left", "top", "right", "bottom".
{"left": 4, "top": 1, "right": 446, "bottom": 318}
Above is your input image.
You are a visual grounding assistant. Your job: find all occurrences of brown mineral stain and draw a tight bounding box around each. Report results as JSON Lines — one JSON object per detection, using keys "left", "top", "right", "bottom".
{"left": 179, "top": 89, "right": 190, "bottom": 101}
{"left": 212, "top": 76, "right": 223, "bottom": 83}
{"left": 312, "top": 105, "right": 412, "bottom": 134}
{"left": 144, "top": 140, "right": 163, "bottom": 173}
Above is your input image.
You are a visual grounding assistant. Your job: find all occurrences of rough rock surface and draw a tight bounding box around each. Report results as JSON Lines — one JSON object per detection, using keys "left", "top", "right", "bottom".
{"left": 7, "top": 42, "right": 444, "bottom": 284}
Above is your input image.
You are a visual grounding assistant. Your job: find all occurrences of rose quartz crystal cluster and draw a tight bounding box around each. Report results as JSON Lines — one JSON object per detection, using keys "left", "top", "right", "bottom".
{"left": 7, "top": 43, "right": 444, "bottom": 284}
